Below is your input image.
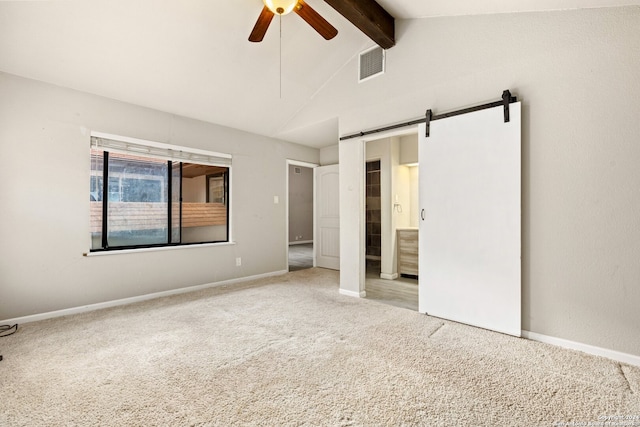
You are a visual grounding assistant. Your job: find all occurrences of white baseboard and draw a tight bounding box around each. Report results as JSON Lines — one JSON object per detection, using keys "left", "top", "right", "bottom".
{"left": 380, "top": 272, "right": 398, "bottom": 280}
{"left": 339, "top": 288, "right": 366, "bottom": 298}
{"left": 289, "top": 240, "right": 313, "bottom": 245}
{"left": 1, "top": 270, "right": 288, "bottom": 326}
{"left": 522, "top": 330, "right": 640, "bottom": 367}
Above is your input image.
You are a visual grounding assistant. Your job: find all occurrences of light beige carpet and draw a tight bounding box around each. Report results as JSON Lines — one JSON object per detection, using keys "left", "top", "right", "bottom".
{"left": 1, "top": 268, "right": 639, "bottom": 426}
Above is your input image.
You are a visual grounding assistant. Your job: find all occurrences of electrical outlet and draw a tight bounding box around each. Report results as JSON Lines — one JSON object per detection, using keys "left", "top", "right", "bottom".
{"left": 235, "top": 257, "right": 242, "bottom": 267}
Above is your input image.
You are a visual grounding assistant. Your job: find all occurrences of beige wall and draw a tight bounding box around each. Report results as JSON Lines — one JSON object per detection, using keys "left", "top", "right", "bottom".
{"left": 319, "top": 144, "right": 339, "bottom": 166}
{"left": 340, "top": 7, "right": 640, "bottom": 356}
{"left": 399, "top": 134, "right": 418, "bottom": 165}
{"left": 288, "top": 165, "right": 314, "bottom": 243}
{"left": 0, "top": 72, "right": 319, "bottom": 321}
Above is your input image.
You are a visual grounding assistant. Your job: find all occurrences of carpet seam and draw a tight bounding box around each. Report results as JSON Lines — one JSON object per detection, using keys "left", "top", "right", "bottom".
{"left": 428, "top": 322, "right": 445, "bottom": 338}
{"left": 618, "top": 363, "right": 634, "bottom": 394}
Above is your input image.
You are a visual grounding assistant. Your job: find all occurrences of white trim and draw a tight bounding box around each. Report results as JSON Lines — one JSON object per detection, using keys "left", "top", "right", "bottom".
{"left": 91, "top": 131, "right": 231, "bottom": 160}
{"left": 380, "top": 272, "right": 398, "bottom": 280}
{"left": 286, "top": 159, "right": 319, "bottom": 272}
{"left": 84, "top": 241, "right": 236, "bottom": 257}
{"left": 339, "top": 289, "right": 366, "bottom": 298}
{"left": 522, "top": 330, "right": 640, "bottom": 367}
{"left": 289, "top": 240, "right": 313, "bottom": 245}
{"left": 1, "top": 270, "right": 288, "bottom": 326}
{"left": 228, "top": 167, "right": 234, "bottom": 242}
{"left": 90, "top": 132, "right": 231, "bottom": 167}
{"left": 313, "top": 166, "right": 317, "bottom": 268}
{"left": 287, "top": 159, "right": 319, "bottom": 169}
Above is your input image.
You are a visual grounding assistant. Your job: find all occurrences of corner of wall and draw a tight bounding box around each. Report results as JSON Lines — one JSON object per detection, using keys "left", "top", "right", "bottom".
{"left": 320, "top": 144, "right": 339, "bottom": 166}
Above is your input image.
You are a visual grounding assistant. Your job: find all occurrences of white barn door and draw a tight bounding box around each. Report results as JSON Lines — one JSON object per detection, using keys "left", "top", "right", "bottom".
{"left": 314, "top": 164, "right": 340, "bottom": 270}
{"left": 418, "top": 103, "right": 521, "bottom": 336}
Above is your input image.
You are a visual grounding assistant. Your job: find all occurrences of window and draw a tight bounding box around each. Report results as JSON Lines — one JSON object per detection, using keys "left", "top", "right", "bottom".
{"left": 206, "top": 173, "right": 227, "bottom": 204}
{"left": 89, "top": 133, "right": 231, "bottom": 251}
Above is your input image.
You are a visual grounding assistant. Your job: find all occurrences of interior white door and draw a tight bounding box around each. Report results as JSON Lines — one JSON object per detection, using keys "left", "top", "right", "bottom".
{"left": 418, "top": 103, "right": 521, "bottom": 336}
{"left": 314, "top": 164, "right": 340, "bottom": 270}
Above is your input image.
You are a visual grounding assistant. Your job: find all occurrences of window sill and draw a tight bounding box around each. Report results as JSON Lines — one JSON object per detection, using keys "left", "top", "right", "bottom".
{"left": 83, "top": 241, "right": 236, "bottom": 257}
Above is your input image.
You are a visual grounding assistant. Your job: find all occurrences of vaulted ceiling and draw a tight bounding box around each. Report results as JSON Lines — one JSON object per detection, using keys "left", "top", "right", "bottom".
{"left": 1, "top": 0, "right": 638, "bottom": 148}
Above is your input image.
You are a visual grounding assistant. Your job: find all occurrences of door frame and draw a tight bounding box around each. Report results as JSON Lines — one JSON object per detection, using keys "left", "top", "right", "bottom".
{"left": 343, "top": 127, "right": 419, "bottom": 296}
{"left": 286, "top": 159, "right": 318, "bottom": 271}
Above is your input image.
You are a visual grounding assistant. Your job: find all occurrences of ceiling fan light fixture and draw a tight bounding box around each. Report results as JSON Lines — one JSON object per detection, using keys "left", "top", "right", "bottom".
{"left": 263, "top": 0, "right": 298, "bottom": 15}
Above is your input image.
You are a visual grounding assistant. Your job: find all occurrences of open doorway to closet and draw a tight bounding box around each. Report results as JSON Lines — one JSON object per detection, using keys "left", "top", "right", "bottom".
{"left": 287, "top": 161, "right": 316, "bottom": 271}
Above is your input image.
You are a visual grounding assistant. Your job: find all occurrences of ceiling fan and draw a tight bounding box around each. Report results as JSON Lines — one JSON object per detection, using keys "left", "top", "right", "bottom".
{"left": 249, "top": 0, "right": 338, "bottom": 42}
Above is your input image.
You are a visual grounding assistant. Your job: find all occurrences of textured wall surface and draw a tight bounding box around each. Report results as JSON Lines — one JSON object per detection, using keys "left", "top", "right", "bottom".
{"left": 0, "top": 72, "right": 318, "bottom": 320}
{"left": 288, "top": 164, "right": 314, "bottom": 243}
{"left": 339, "top": 7, "right": 640, "bottom": 356}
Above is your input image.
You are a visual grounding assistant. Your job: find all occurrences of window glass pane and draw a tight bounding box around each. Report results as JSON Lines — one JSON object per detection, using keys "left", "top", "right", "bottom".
{"left": 208, "top": 175, "right": 225, "bottom": 203}
{"left": 89, "top": 144, "right": 230, "bottom": 251}
{"left": 171, "top": 162, "right": 181, "bottom": 244}
{"left": 90, "top": 150, "right": 103, "bottom": 250}
{"left": 181, "top": 166, "right": 228, "bottom": 244}
{"left": 106, "top": 152, "right": 168, "bottom": 247}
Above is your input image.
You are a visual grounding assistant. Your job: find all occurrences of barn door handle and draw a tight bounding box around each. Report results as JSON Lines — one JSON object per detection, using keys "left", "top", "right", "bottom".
{"left": 421, "top": 209, "right": 425, "bottom": 221}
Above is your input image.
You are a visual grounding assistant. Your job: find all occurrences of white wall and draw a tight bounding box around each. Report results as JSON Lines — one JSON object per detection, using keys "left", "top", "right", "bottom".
{"left": 339, "top": 7, "right": 640, "bottom": 357}
{"left": 394, "top": 165, "right": 411, "bottom": 230}
{"left": 399, "top": 134, "right": 419, "bottom": 227}
{"left": 399, "top": 134, "right": 418, "bottom": 165}
{"left": 320, "top": 144, "right": 339, "bottom": 166}
{"left": 339, "top": 139, "right": 365, "bottom": 297}
{"left": 0, "top": 72, "right": 319, "bottom": 321}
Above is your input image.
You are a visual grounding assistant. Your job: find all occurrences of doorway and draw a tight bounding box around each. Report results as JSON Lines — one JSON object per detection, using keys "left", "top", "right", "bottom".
{"left": 287, "top": 160, "right": 317, "bottom": 272}
{"left": 363, "top": 133, "right": 419, "bottom": 311}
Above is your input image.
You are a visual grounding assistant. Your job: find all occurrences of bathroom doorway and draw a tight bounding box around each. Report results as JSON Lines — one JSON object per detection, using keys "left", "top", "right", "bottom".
{"left": 363, "top": 134, "right": 420, "bottom": 311}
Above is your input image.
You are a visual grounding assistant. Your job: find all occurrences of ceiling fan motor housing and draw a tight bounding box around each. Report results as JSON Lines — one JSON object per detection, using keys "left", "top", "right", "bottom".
{"left": 263, "top": 0, "right": 298, "bottom": 15}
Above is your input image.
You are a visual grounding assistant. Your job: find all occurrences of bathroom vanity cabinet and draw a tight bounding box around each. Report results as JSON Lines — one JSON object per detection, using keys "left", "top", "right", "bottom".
{"left": 397, "top": 228, "right": 418, "bottom": 278}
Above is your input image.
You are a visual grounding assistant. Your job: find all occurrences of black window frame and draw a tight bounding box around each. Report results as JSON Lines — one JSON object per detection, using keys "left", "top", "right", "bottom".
{"left": 205, "top": 172, "right": 228, "bottom": 204}
{"left": 90, "top": 150, "right": 230, "bottom": 252}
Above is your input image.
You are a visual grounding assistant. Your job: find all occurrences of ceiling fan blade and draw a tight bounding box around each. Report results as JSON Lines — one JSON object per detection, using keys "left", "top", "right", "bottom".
{"left": 249, "top": 6, "right": 275, "bottom": 42}
{"left": 294, "top": 0, "right": 338, "bottom": 40}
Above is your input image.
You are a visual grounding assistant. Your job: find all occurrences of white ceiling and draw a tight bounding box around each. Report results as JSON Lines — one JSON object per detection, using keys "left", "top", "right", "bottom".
{"left": 376, "top": 0, "right": 640, "bottom": 19}
{"left": 1, "top": 0, "right": 638, "bottom": 148}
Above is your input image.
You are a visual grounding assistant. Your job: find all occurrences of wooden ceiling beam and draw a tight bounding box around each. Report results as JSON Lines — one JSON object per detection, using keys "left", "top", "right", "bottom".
{"left": 324, "top": 0, "right": 395, "bottom": 49}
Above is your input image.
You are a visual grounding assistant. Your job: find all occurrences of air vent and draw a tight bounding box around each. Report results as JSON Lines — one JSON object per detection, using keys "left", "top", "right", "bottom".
{"left": 359, "top": 46, "right": 385, "bottom": 82}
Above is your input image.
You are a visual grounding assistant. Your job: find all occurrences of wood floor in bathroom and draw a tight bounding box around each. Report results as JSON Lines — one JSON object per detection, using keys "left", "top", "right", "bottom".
{"left": 289, "top": 246, "right": 418, "bottom": 311}
{"left": 365, "top": 264, "right": 418, "bottom": 311}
